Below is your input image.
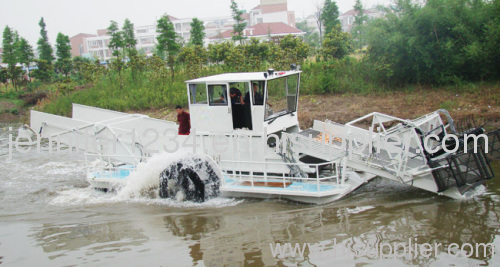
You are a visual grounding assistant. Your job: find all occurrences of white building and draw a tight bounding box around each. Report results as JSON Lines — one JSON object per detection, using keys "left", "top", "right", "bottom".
{"left": 84, "top": 30, "right": 111, "bottom": 61}
{"left": 339, "top": 8, "right": 385, "bottom": 33}
{"left": 204, "top": 16, "right": 236, "bottom": 39}
{"left": 296, "top": 14, "right": 320, "bottom": 33}
{"left": 71, "top": 0, "right": 301, "bottom": 61}
{"left": 209, "top": 22, "right": 304, "bottom": 44}
{"left": 248, "top": 0, "right": 296, "bottom": 27}
{"left": 134, "top": 25, "right": 157, "bottom": 56}
{"left": 73, "top": 15, "right": 236, "bottom": 61}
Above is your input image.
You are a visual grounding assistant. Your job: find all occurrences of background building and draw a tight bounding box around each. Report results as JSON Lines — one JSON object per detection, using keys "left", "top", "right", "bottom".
{"left": 83, "top": 30, "right": 111, "bottom": 61}
{"left": 204, "top": 16, "right": 237, "bottom": 39}
{"left": 209, "top": 0, "right": 303, "bottom": 43}
{"left": 211, "top": 22, "right": 304, "bottom": 43}
{"left": 295, "top": 7, "right": 386, "bottom": 36}
{"left": 69, "top": 0, "right": 302, "bottom": 61}
{"left": 339, "top": 8, "right": 385, "bottom": 33}
{"left": 69, "top": 33, "right": 96, "bottom": 58}
{"left": 248, "top": 0, "right": 296, "bottom": 27}
{"left": 69, "top": 15, "right": 237, "bottom": 61}
{"left": 134, "top": 24, "right": 157, "bottom": 56}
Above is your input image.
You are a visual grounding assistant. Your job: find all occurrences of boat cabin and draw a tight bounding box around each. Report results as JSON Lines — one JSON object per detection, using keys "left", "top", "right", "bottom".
{"left": 185, "top": 70, "right": 302, "bottom": 135}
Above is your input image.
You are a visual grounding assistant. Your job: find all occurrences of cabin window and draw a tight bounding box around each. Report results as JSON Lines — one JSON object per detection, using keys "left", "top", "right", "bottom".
{"left": 265, "top": 74, "right": 299, "bottom": 120}
{"left": 208, "top": 84, "right": 228, "bottom": 106}
{"left": 286, "top": 74, "right": 298, "bottom": 112}
{"left": 245, "top": 81, "right": 265, "bottom": 106}
{"left": 189, "top": 83, "right": 208, "bottom": 104}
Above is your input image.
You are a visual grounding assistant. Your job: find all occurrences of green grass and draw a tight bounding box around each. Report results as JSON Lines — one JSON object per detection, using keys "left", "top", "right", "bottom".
{"left": 299, "top": 57, "right": 387, "bottom": 95}
{"left": 40, "top": 59, "right": 385, "bottom": 116}
{"left": 38, "top": 69, "right": 191, "bottom": 116}
{"left": 22, "top": 58, "right": 500, "bottom": 118}
{"left": 440, "top": 100, "right": 459, "bottom": 110}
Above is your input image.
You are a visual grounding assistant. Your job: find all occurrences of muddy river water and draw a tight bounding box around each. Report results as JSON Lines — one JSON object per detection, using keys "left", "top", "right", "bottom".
{"left": 1, "top": 123, "right": 499, "bottom": 266}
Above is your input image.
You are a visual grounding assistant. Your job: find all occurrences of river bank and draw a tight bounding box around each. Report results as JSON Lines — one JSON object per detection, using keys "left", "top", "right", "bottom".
{"left": 136, "top": 85, "right": 500, "bottom": 130}
{"left": 1, "top": 82, "right": 498, "bottom": 130}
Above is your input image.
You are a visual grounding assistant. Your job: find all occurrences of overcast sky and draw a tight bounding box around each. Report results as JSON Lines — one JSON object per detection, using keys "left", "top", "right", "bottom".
{"left": 0, "top": 0, "right": 390, "bottom": 47}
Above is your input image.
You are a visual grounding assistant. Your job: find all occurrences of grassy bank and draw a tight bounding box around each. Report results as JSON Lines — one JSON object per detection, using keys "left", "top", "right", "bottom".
{"left": 135, "top": 82, "right": 499, "bottom": 130}
{"left": 1, "top": 59, "right": 498, "bottom": 130}
{"left": 26, "top": 56, "right": 399, "bottom": 117}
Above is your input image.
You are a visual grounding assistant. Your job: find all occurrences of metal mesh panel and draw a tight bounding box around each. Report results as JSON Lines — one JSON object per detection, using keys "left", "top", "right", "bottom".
{"left": 486, "top": 129, "right": 500, "bottom": 160}
{"left": 429, "top": 146, "right": 494, "bottom": 193}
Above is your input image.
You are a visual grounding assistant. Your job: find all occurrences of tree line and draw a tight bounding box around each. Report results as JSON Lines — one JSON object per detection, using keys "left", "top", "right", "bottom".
{"left": 1, "top": 18, "right": 72, "bottom": 90}
{"left": 298, "top": 0, "right": 499, "bottom": 85}
{"left": 365, "top": 0, "right": 500, "bottom": 85}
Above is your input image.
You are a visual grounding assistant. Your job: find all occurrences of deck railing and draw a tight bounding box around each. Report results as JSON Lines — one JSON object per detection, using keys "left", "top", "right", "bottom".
{"left": 219, "top": 159, "right": 343, "bottom": 192}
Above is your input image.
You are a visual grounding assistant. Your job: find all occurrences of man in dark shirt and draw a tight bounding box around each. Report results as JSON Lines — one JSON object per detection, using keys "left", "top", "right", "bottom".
{"left": 230, "top": 87, "right": 242, "bottom": 105}
{"left": 229, "top": 87, "right": 244, "bottom": 128}
{"left": 176, "top": 105, "right": 190, "bottom": 135}
{"left": 244, "top": 83, "right": 264, "bottom": 105}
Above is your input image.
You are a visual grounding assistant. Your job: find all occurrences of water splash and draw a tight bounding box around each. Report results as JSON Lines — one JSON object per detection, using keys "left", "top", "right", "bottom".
{"left": 49, "top": 187, "right": 243, "bottom": 208}
{"left": 48, "top": 151, "right": 241, "bottom": 208}
{"left": 117, "top": 150, "right": 221, "bottom": 199}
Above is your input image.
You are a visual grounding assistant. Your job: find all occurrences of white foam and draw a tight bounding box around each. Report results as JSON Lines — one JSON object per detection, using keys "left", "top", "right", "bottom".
{"left": 116, "top": 151, "right": 193, "bottom": 199}
{"left": 49, "top": 151, "right": 244, "bottom": 208}
{"left": 346, "top": 205, "right": 375, "bottom": 214}
{"left": 465, "top": 184, "right": 487, "bottom": 199}
{"left": 49, "top": 187, "right": 243, "bottom": 208}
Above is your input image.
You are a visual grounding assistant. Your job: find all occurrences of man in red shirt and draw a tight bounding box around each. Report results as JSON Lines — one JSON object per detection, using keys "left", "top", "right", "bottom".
{"left": 176, "top": 105, "right": 191, "bottom": 135}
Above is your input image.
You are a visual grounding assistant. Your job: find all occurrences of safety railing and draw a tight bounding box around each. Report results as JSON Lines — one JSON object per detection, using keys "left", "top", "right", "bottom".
{"left": 219, "top": 159, "right": 343, "bottom": 192}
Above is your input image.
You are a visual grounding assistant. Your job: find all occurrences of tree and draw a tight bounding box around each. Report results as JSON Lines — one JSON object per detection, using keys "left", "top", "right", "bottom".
{"left": 275, "top": 35, "right": 310, "bottom": 68}
{"left": 207, "top": 42, "right": 234, "bottom": 64}
{"left": 156, "top": 15, "right": 180, "bottom": 79}
{"left": 0, "top": 67, "right": 8, "bottom": 91}
{"left": 321, "top": 25, "right": 352, "bottom": 61}
{"left": 352, "top": 0, "right": 367, "bottom": 49}
{"left": 354, "top": 0, "right": 366, "bottom": 27}
{"left": 16, "top": 37, "right": 34, "bottom": 81}
{"left": 321, "top": 0, "right": 340, "bottom": 35}
{"left": 178, "top": 45, "right": 207, "bottom": 78}
{"left": 31, "top": 59, "right": 54, "bottom": 82}
{"left": 314, "top": 1, "right": 324, "bottom": 45}
{"left": 365, "top": 0, "right": 499, "bottom": 84}
{"left": 37, "top": 17, "right": 55, "bottom": 64}
{"left": 55, "top": 33, "right": 72, "bottom": 76}
{"left": 2, "top": 26, "right": 19, "bottom": 90}
{"left": 296, "top": 21, "right": 320, "bottom": 48}
{"left": 122, "top": 19, "right": 137, "bottom": 59}
{"left": 107, "top": 20, "right": 125, "bottom": 87}
{"left": 190, "top": 18, "right": 205, "bottom": 46}
{"left": 230, "top": 0, "right": 247, "bottom": 44}
{"left": 107, "top": 20, "right": 124, "bottom": 58}
{"left": 122, "top": 19, "right": 142, "bottom": 78}
{"left": 72, "top": 56, "right": 93, "bottom": 82}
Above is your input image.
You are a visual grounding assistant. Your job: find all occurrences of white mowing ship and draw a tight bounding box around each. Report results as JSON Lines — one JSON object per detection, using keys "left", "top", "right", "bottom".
{"left": 29, "top": 68, "right": 498, "bottom": 204}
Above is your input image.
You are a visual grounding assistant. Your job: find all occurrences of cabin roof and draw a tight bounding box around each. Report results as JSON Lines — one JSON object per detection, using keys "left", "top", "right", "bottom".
{"left": 185, "top": 71, "right": 301, "bottom": 84}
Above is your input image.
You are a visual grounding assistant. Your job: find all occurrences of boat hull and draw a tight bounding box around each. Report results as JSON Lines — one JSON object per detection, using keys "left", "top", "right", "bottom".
{"left": 220, "top": 173, "right": 377, "bottom": 204}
